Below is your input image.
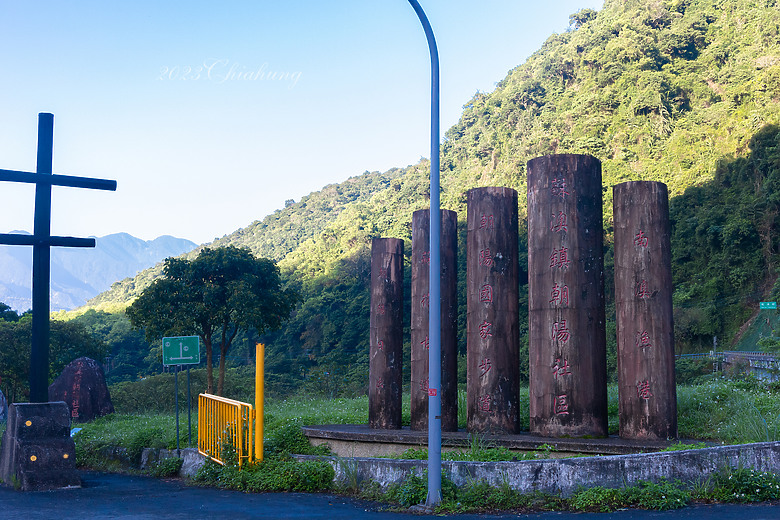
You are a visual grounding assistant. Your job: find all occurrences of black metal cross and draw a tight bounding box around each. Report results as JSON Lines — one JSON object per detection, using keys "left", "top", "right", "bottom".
{"left": 0, "top": 113, "right": 116, "bottom": 403}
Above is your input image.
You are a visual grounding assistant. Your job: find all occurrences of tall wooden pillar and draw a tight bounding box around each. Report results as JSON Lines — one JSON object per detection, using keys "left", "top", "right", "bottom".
{"left": 369, "top": 238, "right": 404, "bottom": 429}
{"left": 411, "top": 209, "right": 458, "bottom": 431}
{"left": 527, "top": 154, "right": 607, "bottom": 438}
{"left": 466, "top": 187, "right": 519, "bottom": 434}
{"left": 614, "top": 181, "right": 677, "bottom": 440}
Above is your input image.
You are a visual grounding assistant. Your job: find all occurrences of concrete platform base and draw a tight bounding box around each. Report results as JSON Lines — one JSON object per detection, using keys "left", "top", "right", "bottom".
{"left": 296, "top": 441, "right": 780, "bottom": 497}
{"left": 0, "top": 402, "right": 80, "bottom": 491}
{"left": 302, "top": 424, "right": 692, "bottom": 458}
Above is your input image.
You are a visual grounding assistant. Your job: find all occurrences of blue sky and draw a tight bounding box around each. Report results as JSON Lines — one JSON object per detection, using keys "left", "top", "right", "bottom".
{"left": 0, "top": 1, "right": 603, "bottom": 245}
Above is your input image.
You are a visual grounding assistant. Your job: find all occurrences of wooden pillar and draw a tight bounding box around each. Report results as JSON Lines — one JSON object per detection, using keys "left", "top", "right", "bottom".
{"left": 369, "top": 238, "right": 404, "bottom": 429}
{"left": 411, "top": 209, "right": 458, "bottom": 431}
{"left": 614, "top": 181, "right": 677, "bottom": 440}
{"left": 466, "top": 187, "right": 519, "bottom": 434}
{"left": 527, "top": 154, "right": 608, "bottom": 438}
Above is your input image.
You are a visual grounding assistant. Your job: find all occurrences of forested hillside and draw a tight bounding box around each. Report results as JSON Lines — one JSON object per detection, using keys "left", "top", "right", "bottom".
{"left": 77, "top": 0, "right": 780, "bottom": 395}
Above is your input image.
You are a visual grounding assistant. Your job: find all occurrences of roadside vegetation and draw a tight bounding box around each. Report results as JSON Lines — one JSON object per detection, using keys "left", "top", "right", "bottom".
{"left": 67, "top": 365, "right": 780, "bottom": 514}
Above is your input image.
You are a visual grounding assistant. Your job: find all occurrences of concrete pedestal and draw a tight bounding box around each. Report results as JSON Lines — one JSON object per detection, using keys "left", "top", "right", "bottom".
{"left": 0, "top": 402, "right": 80, "bottom": 491}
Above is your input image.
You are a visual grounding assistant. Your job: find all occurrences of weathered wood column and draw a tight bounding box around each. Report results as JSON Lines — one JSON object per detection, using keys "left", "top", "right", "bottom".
{"left": 527, "top": 154, "right": 608, "bottom": 437}
{"left": 369, "top": 238, "right": 404, "bottom": 429}
{"left": 466, "top": 187, "right": 519, "bottom": 434}
{"left": 614, "top": 181, "right": 677, "bottom": 440}
{"left": 411, "top": 209, "right": 458, "bottom": 431}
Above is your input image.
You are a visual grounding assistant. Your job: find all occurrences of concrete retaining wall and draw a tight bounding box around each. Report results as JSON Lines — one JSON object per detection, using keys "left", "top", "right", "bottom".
{"left": 296, "top": 441, "right": 780, "bottom": 497}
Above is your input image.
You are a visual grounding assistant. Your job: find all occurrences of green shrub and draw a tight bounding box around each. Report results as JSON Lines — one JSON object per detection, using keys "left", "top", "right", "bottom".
{"left": 387, "top": 472, "right": 427, "bottom": 507}
{"left": 194, "top": 457, "right": 334, "bottom": 493}
{"left": 570, "top": 480, "right": 689, "bottom": 512}
{"left": 708, "top": 467, "right": 780, "bottom": 502}
{"left": 148, "top": 457, "right": 183, "bottom": 478}
{"left": 264, "top": 421, "right": 330, "bottom": 457}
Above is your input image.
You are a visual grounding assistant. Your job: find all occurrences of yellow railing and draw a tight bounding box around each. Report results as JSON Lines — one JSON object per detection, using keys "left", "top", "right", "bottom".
{"left": 198, "top": 393, "right": 255, "bottom": 467}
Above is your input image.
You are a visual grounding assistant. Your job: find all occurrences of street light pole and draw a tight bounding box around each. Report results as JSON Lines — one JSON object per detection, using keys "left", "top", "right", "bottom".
{"left": 406, "top": 0, "right": 441, "bottom": 507}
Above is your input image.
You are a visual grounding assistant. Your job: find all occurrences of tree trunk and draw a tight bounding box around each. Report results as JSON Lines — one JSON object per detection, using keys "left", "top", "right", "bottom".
{"left": 205, "top": 337, "right": 214, "bottom": 394}
{"left": 217, "top": 328, "right": 228, "bottom": 396}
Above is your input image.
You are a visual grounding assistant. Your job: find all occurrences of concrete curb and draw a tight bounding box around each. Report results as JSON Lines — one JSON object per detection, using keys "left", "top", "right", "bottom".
{"left": 295, "top": 441, "right": 780, "bottom": 497}
{"left": 97, "top": 446, "right": 206, "bottom": 478}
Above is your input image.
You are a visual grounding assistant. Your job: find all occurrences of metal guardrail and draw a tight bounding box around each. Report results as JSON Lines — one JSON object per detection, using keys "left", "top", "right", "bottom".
{"left": 198, "top": 393, "right": 255, "bottom": 467}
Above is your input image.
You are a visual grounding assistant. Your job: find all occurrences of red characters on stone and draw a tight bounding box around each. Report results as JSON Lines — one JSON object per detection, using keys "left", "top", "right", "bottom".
{"left": 420, "top": 336, "right": 429, "bottom": 350}
{"left": 478, "top": 394, "right": 491, "bottom": 412}
{"left": 635, "top": 280, "right": 651, "bottom": 299}
{"left": 376, "top": 303, "right": 385, "bottom": 315}
{"left": 421, "top": 251, "right": 430, "bottom": 265}
{"left": 552, "top": 358, "right": 572, "bottom": 379}
{"left": 636, "top": 331, "right": 652, "bottom": 350}
{"left": 479, "top": 214, "right": 494, "bottom": 230}
{"left": 479, "top": 284, "right": 493, "bottom": 303}
{"left": 479, "top": 248, "right": 494, "bottom": 267}
{"left": 634, "top": 230, "right": 648, "bottom": 247}
{"left": 554, "top": 394, "right": 570, "bottom": 415}
{"left": 549, "top": 247, "right": 571, "bottom": 270}
{"left": 550, "top": 211, "right": 567, "bottom": 233}
{"left": 479, "top": 320, "right": 493, "bottom": 340}
{"left": 552, "top": 320, "right": 571, "bottom": 343}
{"left": 636, "top": 381, "right": 653, "bottom": 399}
{"left": 479, "top": 358, "right": 492, "bottom": 377}
{"left": 549, "top": 283, "right": 569, "bottom": 306}
{"left": 421, "top": 293, "right": 429, "bottom": 308}
{"left": 551, "top": 178, "right": 569, "bottom": 198}
{"left": 420, "top": 377, "right": 429, "bottom": 393}
{"left": 376, "top": 378, "right": 384, "bottom": 389}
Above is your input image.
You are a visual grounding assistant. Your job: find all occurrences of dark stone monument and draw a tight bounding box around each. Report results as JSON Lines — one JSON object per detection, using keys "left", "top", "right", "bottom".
{"left": 614, "top": 181, "right": 677, "bottom": 440}
{"left": 527, "top": 154, "right": 608, "bottom": 438}
{"left": 0, "top": 389, "right": 7, "bottom": 423}
{"left": 411, "top": 209, "right": 458, "bottom": 431}
{"left": 0, "top": 113, "right": 115, "bottom": 490}
{"left": 48, "top": 357, "right": 114, "bottom": 423}
{"left": 369, "top": 238, "right": 404, "bottom": 429}
{"left": 466, "top": 187, "right": 520, "bottom": 434}
{"left": 0, "top": 402, "right": 79, "bottom": 490}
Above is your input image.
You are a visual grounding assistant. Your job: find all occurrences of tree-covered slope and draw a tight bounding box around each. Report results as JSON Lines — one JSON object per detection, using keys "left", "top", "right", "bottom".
{"left": 77, "top": 0, "right": 780, "bottom": 392}
{"left": 83, "top": 168, "right": 403, "bottom": 311}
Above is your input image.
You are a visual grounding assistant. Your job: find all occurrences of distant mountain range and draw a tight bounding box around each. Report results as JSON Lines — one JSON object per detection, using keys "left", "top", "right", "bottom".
{"left": 0, "top": 232, "right": 197, "bottom": 311}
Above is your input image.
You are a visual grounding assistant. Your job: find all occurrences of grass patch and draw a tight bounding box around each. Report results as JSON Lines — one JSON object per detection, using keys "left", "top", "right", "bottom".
{"left": 677, "top": 378, "right": 780, "bottom": 443}
{"left": 74, "top": 413, "right": 193, "bottom": 468}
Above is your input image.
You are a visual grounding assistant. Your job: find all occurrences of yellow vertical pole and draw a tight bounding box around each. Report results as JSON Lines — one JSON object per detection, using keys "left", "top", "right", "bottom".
{"left": 255, "top": 342, "right": 264, "bottom": 461}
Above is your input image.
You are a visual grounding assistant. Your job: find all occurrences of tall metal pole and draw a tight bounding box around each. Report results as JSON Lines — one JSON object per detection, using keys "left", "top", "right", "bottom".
{"left": 406, "top": 0, "right": 441, "bottom": 507}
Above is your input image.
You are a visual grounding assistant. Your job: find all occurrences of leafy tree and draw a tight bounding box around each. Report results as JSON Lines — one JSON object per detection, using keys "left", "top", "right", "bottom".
{"left": 72, "top": 310, "right": 156, "bottom": 383}
{"left": 126, "top": 246, "right": 297, "bottom": 395}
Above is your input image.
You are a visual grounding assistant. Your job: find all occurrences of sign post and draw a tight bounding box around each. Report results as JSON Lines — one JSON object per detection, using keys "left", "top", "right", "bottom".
{"left": 760, "top": 302, "right": 777, "bottom": 310}
{"left": 163, "top": 336, "right": 201, "bottom": 449}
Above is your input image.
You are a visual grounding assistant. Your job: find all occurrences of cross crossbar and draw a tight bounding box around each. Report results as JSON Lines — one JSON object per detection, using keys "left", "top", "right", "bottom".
{"left": 0, "top": 169, "right": 117, "bottom": 191}
{"left": 0, "top": 233, "right": 95, "bottom": 248}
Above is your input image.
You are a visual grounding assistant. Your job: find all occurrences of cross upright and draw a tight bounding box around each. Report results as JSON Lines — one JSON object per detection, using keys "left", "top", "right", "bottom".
{"left": 0, "top": 113, "right": 116, "bottom": 403}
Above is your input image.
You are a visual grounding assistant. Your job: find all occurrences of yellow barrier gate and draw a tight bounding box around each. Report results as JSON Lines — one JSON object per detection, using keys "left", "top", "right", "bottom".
{"left": 198, "top": 393, "right": 255, "bottom": 467}
{"left": 197, "top": 343, "right": 265, "bottom": 468}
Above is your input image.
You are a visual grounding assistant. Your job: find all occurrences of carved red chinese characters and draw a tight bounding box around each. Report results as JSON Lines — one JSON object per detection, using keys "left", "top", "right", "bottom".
{"left": 467, "top": 187, "right": 519, "bottom": 433}
{"left": 614, "top": 181, "right": 677, "bottom": 440}
{"left": 369, "top": 238, "right": 404, "bottom": 429}
{"left": 528, "top": 154, "right": 608, "bottom": 438}
{"left": 410, "top": 209, "right": 458, "bottom": 431}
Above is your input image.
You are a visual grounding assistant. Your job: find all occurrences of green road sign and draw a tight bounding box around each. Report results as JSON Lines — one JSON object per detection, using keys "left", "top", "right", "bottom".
{"left": 760, "top": 302, "right": 778, "bottom": 310}
{"left": 162, "top": 336, "right": 200, "bottom": 366}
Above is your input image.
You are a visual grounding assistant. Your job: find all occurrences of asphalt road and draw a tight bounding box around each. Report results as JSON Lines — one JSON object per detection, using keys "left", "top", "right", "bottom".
{"left": 0, "top": 471, "right": 778, "bottom": 519}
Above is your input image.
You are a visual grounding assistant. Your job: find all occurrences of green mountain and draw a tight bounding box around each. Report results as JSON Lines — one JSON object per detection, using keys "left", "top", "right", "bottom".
{"left": 79, "top": 0, "right": 780, "bottom": 393}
